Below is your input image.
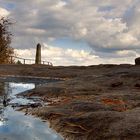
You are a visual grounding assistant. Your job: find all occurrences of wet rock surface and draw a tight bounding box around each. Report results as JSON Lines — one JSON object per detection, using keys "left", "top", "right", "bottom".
{"left": 0, "top": 64, "right": 140, "bottom": 140}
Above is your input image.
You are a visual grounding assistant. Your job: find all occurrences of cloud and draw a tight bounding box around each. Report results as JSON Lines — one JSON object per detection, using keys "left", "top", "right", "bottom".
{"left": 15, "top": 44, "right": 135, "bottom": 66}
{"left": 0, "top": 7, "right": 10, "bottom": 17}
{"left": 118, "top": 33, "right": 138, "bottom": 46}
{"left": 0, "top": 0, "right": 139, "bottom": 65}
{"left": 15, "top": 44, "right": 100, "bottom": 66}
{"left": 116, "top": 50, "right": 137, "bottom": 57}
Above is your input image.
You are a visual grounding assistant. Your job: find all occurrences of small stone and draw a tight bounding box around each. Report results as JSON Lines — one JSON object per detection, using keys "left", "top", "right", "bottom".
{"left": 135, "top": 83, "right": 140, "bottom": 88}
{"left": 135, "top": 57, "right": 140, "bottom": 65}
{"left": 30, "top": 103, "right": 42, "bottom": 108}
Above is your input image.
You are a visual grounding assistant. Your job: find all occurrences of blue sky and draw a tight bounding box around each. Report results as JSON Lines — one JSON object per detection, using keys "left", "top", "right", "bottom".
{"left": 49, "top": 38, "right": 91, "bottom": 51}
{"left": 0, "top": 0, "right": 140, "bottom": 65}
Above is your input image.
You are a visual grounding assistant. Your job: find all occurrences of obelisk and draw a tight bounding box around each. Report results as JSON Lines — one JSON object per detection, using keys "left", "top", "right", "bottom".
{"left": 35, "top": 43, "right": 41, "bottom": 64}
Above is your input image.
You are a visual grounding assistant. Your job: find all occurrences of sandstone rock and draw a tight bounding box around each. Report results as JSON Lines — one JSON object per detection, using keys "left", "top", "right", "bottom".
{"left": 135, "top": 57, "right": 140, "bottom": 65}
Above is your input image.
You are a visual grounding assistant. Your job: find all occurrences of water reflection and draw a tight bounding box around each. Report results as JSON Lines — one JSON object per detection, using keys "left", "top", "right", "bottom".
{"left": 0, "top": 107, "right": 62, "bottom": 140}
{"left": 7, "top": 83, "right": 36, "bottom": 105}
{"left": 0, "top": 82, "right": 63, "bottom": 140}
{"left": 7, "top": 83, "right": 35, "bottom": 96}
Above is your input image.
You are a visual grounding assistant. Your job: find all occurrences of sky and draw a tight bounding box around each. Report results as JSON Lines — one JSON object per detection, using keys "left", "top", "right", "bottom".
{"left": 0, "top": 0, "right": 140, "bottom": 65}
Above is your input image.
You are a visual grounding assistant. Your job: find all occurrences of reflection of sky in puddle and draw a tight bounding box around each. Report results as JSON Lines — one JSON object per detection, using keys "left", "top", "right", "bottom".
{"left": 8, "top": 83, "right": 35, "bottom": 96}
{"left": 0, "top": 82, "right": 63, "bottom": 140}
{"left": 0, "top": 107, "right": 62, "bottom": 140}
{"left": 6, "top": 83, "right": 36, "bottom": 105}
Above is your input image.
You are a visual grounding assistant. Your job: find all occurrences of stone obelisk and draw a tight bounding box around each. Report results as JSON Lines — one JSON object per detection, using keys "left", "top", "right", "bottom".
{"left": 35, "top": 43, "right": 41, "bottom": 64}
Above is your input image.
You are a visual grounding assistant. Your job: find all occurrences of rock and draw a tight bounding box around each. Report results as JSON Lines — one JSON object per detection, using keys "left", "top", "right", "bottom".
{"left": 111, "top": 82, "right": 123, "bottom": 87}
{"left": 135, "top": 57, "right": 140, "bottom": 65}
{"left": 135, "top": 83, "right": 140, "bottom": 88}
{"left": 30, "top": 103, "right": 42, "bottom": 108}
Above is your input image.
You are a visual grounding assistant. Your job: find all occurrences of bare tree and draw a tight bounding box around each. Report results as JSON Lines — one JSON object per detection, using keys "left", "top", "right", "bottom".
{"left": 0, "top": 17, "right": 14, "bottom": 64}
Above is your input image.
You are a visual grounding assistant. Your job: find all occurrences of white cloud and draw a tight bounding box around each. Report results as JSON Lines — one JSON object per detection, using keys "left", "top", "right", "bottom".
{"left": 25, "top": 28, "right": 46, "bottom": 35}
{"left": 0, "top": 7, "right": 10, "bottom": 17}
{"left": 116, "top": 50, "right": 137, "bottom": 57}
{"left": 52, "top": 1, "right": 67, "bottom": 9}
{"left": 15, "top": 44, "right": 100, "bottom": 66}
{"left": 118, "top": 33, "right": 138, "bottom": 45}
{"left": 0, "top": 0, "right": 140, "bottom": 65}
{"left": 15, "top": 44, "right": 135, "bottom": 66}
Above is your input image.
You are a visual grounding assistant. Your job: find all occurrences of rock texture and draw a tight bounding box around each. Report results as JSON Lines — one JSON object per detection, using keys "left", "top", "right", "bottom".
{"left": 1, "top": 64, "right": 140, "bottom": 140}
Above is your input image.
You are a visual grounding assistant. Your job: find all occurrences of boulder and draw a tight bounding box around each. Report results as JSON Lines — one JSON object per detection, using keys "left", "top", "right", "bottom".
{"left": 135, "top": 57, "right": 140, "bottom": 65}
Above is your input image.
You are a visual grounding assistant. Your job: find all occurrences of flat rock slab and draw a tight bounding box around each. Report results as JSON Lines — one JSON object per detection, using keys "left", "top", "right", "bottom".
{"left": 1, "top": 64, "right": 140, "bottom": 140}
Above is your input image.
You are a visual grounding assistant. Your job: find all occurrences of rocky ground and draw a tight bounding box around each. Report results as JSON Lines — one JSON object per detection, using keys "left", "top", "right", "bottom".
{"left": 0, "top": 64, "right": 140, "bottom": 140}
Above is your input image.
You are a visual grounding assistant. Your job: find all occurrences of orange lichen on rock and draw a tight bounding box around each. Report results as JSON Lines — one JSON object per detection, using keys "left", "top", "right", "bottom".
{"left": 102, "top": 98, "right": 128, "bottom": 112}
{"left": 102, "top": 98, "right": 125, "bottom": 105}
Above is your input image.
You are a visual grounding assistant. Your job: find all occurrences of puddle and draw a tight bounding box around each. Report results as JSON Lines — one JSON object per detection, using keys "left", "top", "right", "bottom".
{"left": 0, "top": 81, "right": 63, "bottom": 140}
